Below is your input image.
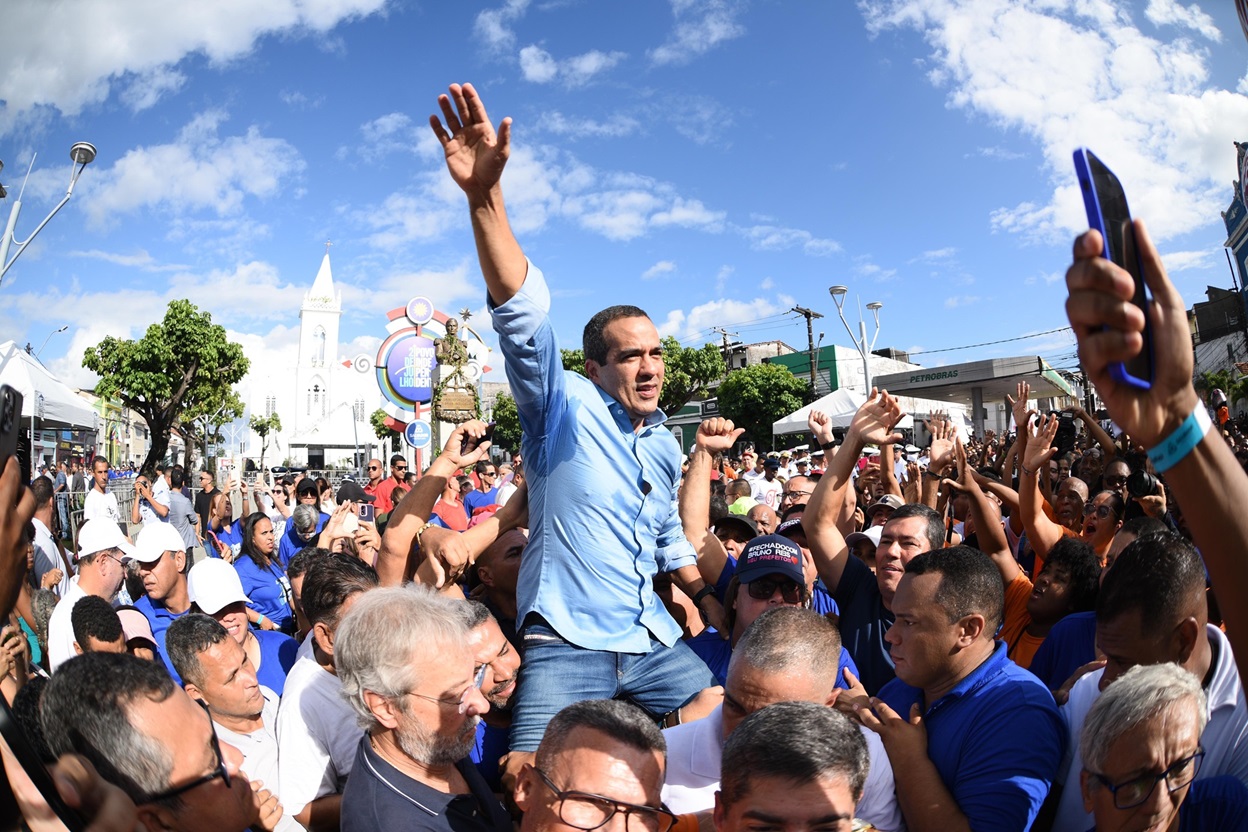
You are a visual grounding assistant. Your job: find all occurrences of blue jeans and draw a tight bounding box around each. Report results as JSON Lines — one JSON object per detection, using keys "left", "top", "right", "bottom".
{"left": 508, "top": 616, "right": 716, "bottom": 751}
{"left": 55, "top": 494, "right": 69, "bottom": 536}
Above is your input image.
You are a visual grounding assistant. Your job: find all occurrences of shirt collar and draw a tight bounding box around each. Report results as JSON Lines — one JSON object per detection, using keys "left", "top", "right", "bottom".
{"left": 360, "top": 736, "right": 482, "bottom": 817}
{"left": 925, "top": 641, "right": 1010, "bottom": 716}
{"left": 594, "top": 384, "right": 667, "bottom": 434}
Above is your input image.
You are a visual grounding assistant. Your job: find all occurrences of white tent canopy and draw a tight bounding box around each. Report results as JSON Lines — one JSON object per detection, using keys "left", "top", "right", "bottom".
{"left": 772, "top": 387, "right": 970, "bottom": 437}
{"left": 0, "top": 340, "right": 98, "bottom": 429}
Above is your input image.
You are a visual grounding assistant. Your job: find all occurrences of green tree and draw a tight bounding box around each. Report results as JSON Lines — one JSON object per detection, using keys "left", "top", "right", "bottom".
{"left": 250, "top": 412, "right": 283, "bottom": 470}
{"left": 716, "top": 363, "right": 809, "bottom": 449}
{"left": 83, "top": 300, "right": 249, "bottom": 473}
{"left": 370, "top": 408, "right": 401, "bottom": 443}
{"left": 178, "top": 389, "right": 244, "bottom": 472}
{"left": 560, "top": 337, "right": 723, "bottom": 416}
{"left": 490, "top": 392, "right": 522, "bottom": 454}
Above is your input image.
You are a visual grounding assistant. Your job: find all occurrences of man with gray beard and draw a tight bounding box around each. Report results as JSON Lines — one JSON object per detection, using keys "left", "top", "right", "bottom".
{"left": 336, "top": 586, "right": 509, "bottom": 832}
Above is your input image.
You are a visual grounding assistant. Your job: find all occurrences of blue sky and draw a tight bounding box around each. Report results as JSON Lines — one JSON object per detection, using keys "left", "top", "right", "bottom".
{"left": 2, "top": 0, "right": 1247, "bottom": 398}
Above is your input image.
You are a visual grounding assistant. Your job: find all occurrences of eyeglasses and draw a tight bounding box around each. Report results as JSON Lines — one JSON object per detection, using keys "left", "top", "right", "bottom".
{"left": 144, "top": 702, "right": 231, "bottom": 804}
{"left": 533, "top": 767, "right": 677, "bottom": 832}
{"left": 1105, "top": 475, "right": 1128, "bottom": 487}
{"left": 1083, "top": 504, "right": 1116, "bottom": 519}
{"left": 393, "top": 465, "right": 408, "bottom": 471}
{"left": 781, "top": 490, "right": 813, "bottom": 502}
{"left": 482, "top": 471, "right": 497, "bottom": 477}
{"left": 408, "top": 664, "right": 489, "bottom": 709}
{"left": 1090, "top": 748, "right": 1203, "bottom": 810}
{"left": 746, "top": 577, "right": 803, "bottom": 604}
{"left": 368, "top": 465, "right": 380, "bottom": 471}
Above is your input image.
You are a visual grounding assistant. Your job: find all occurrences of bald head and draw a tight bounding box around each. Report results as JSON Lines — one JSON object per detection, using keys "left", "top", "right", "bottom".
{"left": 1058, "top": 476, "right": 1089, "bottom": 502}
{"left": 747, "top": 504, "right": 779, "bottom": 536}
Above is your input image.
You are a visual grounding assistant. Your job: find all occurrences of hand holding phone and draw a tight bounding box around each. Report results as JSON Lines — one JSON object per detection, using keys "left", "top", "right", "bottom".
{"left": 460, "top": 422, "right": 496, "bottom": 455}
{"left": 358, "top": 503, "right": 375, "bottom": 523}
{"left": 1073, "top": 148, "right": 1154, "bottom": 390}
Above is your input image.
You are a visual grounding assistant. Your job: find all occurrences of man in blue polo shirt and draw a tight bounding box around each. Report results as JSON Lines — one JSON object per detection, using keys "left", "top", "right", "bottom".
{"left": 430, "top": 82, "right": 722, "bottom": 758}
{"left": 857, "top": 546, "right": 1064, "bottom": 831}
{"left": 131, "top": 522, "right": 193, "bottom": 681}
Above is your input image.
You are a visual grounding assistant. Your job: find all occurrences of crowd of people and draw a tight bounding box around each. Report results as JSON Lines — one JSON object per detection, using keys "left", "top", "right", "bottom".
{"left": 4, "top": 81, "right": 1248, "bottom": 832}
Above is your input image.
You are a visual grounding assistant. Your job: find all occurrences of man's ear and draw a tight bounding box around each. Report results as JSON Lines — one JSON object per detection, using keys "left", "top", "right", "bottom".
{"left": 137, "top": 803, "right": 179, "bottom": 832}
{"left": 958, "top": 613, "right": 987, "bottom": 645}
{"left": 313, "top": 621, "right": 335, "bottom": 656}
{"left": 712, "top": 791, "right": 728, "bottom": 832}
{"left": 174, "top": 550, "right": 187, "bottom": 573}
{"left": 513, "top": 763, "right": 538, "bottom": 813}
{"left": 1174, "top": 617, "right": 1200, "bottom": 665}
{"left": 476, "top": 562, "right": 495, "bottom": 589}
{"left": 72, "top": 642, "right": 82, "bottom": 656}
{"left": 363, "top": 690, "right": 402, "bottom": 730}
{"left": 584, "top": 360, "right": 600, "bottom": 384}
{"left": 183, "top": 682, "right": 205, "bottom": 702}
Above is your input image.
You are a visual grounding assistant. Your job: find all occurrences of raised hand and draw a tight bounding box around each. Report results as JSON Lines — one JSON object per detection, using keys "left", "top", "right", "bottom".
{"left": 925, "top": 412, "right": 956, "bottom": 476}
{"left": 695, "top": 417, "right": 745, "bottom": 455}
{"left": 430, "top": 83, "right": 513, "bottom": 199}
{"left": 1065, "top": 221, "right": 1199, "bottom": 446}
{"left": 848, "top": 389, "right": 904, "bottom": 447}
{"left": 807, "top": 409, "right": 835, "bottom": 445}
{"left": 441, "top": 419, "right": 494, "bottom": 470}
{"left": 1006, "top": 380, "right": 1031, "bottom": 432}
{"left": 1023, "top": 413, "right": 1060, "bottom": 474}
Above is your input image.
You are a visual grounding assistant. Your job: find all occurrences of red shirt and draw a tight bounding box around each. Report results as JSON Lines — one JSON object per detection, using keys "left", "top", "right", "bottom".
{"left": 432, "top": 498, "right": 469, "bottom": 532}
{"left": 372, "top": 477, "right": 405, "bottom": 514}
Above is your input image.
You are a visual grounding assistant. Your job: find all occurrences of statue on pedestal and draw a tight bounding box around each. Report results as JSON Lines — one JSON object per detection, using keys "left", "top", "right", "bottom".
{"left": 432, "top": 316, "right": 479, "bottom": 423}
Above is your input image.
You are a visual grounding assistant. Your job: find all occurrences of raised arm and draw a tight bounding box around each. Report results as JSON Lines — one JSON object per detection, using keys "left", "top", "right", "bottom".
{"left": 1018, "top": 413, "right": 1067, "bottom": 562}
{"left": 806, "top": 393, "right": 903, "bottom": 593}
{"left": 430, "top": 83, "right": 527, "bottom": 306}
{"left": 1066, "top": 219, "right": 1248, "bottom": 682}
{"left": 946, "top": 438, "right": 1018, "bottom": 582}
{"left": 880, "top": 440, "right": 903, "bottom": 499}
{"left": 680, "top": 418, "right": 745, "bottom": 588}
{"left": 1070, "top": 404, "right": 1116, "bottom": 457}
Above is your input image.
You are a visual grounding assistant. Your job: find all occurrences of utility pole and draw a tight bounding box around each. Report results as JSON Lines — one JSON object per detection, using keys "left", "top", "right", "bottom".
{"left": 791, "top": 306, "right": 824, "bottom": 391}
{"left": 712, "top": 327, "right": 739, "bottom": 378}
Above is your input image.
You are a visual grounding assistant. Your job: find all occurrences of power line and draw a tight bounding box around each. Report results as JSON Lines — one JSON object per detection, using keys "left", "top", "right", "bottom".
{"left": 907, "top": 326, "right": 1073, "bottom": 356}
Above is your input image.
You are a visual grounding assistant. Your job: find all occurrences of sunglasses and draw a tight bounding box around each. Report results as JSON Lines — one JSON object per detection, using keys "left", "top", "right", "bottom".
{"left": 746, "top": 577, "right": 803, "bottom": 604}
{"left": 1083, "top": 504, "right": 1116, "bottom": 519}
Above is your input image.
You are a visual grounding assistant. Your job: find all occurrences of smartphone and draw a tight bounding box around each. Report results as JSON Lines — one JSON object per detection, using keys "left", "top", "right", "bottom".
{"left": 1073, "top": 148, "right": 1154, "bottom": 390}
{"left": 0, "top": 385, "right": 21, "bottom": 474}
{"left": 460, "top": 423, "right": 496, "bottom": 455}
{"left": 358, "top": 503, "right": 375, "bottom": 523}
{"left": 0, "top": 696, "right": 86, "bottom": 831}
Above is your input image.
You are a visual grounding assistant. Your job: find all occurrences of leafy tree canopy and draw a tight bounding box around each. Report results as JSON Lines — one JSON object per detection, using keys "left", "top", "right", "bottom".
{"left": 490, "top": 392, "right": 522, "bottom": 454}
{"left": 83, "top": 299, "right": 249, "bottom": 472}
{"left": 715, "top": 363, "right": 809, "bottom": 449}
{"left": 370, "top": 408, "right": 401, "bottom": 442}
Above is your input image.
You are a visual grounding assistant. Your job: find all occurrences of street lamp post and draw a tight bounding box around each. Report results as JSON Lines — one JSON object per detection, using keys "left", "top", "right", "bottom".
{"left": 0, "top": 142, "right": 97, "bottom": 286}
{"left": 828, "top": 286, "right": 884, "bottom": 393}
{"left": 36, "top": 324, "right": 69, "bottom": 359}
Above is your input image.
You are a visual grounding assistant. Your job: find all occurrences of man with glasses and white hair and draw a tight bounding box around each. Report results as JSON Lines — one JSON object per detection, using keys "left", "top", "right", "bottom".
{"left": 336, "top": 585, "right": 507, "bottom": 832}
{"left": 514, "top": 699, "right": 676, "bottom": 832}
{"left": 1080, "top": 662, "right": 1248, "bottom": 830}
{"left": 48, "top": 520, "right": 137, "bottom": 671}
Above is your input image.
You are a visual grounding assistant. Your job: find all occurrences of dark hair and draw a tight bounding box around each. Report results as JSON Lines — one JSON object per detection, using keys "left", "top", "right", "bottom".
{"left": 905, "top": 545, "right": 1005, "bottom": 631}
{"left": 302, "top": 553, "right": 379, "bottom": 631}
{"left": 709, "top": 494, "right": 730, "bottom": 525}
{"left": 389, "top": 453, "right": 405, "bottom": 466}
{"left": 1093, "top": 490, "right": 1126, "bottom": 522}
{"left": 169, "top": 467, "right": 186, "bottom": 489}
{"left": 727, "top": 480, "right": 753, "bottom": 499}
{"left": 535, "top": 699, "right": 665, "bottom": 772}
{"left": 720, "top": 702, "right": 869, "bottom": 805}
{"left": 30, "top": 475, "right": 54, "bottom": 505}
{"left": 1119, "top": 516, "right": 1169, "bottom": 539}
{"left": 41, "top": 652, "right": 179, "bottom": 804}
{"left": 463, "top": 599, "right": 493, "bottom": 630}
{"left": 92, "top": 456, "right": 110, "bottom": 470}
{"left": 886, "top": 503, "right": 944, "bottom": 552}
{"left": 780, "top": 503, "right": 805, "bottom": 522}
{"left": 165, "top": 614, "right": 230, "bottom": 689}
{"left": 239, "top": 511, "right": 276, "bottom": 569}
{"left": 1040, "top": 537, "right": 1100, "bottom": 614}
{"left": 71, "top": 595, "right": 124, "bottom": 649}
{"left": 1098, "top": 533, "right": 1206, "bottom": 636}
{"left": 474, "top": 459, "right": 493, "bottom": 476}
{"left": 288, "top": 546, "right": 331, "bottom": 582}
{"left": 582, "top": 305, "right": 651, "bottom": 365}
{"left": 12, "top": 675, "right": 52, "bottom": 762}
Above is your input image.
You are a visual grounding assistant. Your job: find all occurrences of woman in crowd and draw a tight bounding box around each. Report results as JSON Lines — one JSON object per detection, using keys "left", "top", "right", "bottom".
{"left": 233, "top": 511, "right": 295, "bottom": 634}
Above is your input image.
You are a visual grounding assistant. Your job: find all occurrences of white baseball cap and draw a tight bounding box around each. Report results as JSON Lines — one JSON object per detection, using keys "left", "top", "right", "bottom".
{"left": 76, "top": 520, "right": 138, "bottom": 562}
{"left": 134, "top": 523, "right": 187, "bottom": 563}
{"left": 187, "top": 558, "right": 251, "bottom": 615}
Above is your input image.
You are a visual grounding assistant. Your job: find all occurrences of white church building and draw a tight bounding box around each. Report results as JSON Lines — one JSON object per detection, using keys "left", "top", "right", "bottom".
{"left": 242, "top": 251, "right": 382, "bottom": 470}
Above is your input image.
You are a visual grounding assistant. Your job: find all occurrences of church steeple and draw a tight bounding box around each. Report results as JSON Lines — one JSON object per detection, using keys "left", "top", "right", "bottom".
{"left": 296, "top": 246, "right": 343, "bottom": 436}
{"left": 303, "top": 248, "right": 340, "bottom": 313}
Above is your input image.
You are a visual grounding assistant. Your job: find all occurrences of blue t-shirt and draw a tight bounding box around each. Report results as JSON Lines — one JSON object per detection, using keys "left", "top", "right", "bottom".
{"left": 1179, "top": 776, "right": 1248, "bottom": 832}
{"left": 233, "top": 555, "right": 293, "bottom": 633}
{"left": 879, "top": 641, "right": 1064, "bottom": 831}
{"left": 833, "top": 555, "right": 895, "bottom": 696}
{"left": 463, "top": 487, "right": 498, "bottom": 520}
{"left": 1027, "top": 610, "right": 1097, "bottom": 691}
{"left": 134, "top": 594, "right": 191, "bottom": 683}
{"left": 471, "top": 720, "right": 511, "bottom": 793}
{"left": 209, "top": 519, "right": 245, "bottom": 561}
{"left": 253, "top": 628, "right": 298, "bottom": 696}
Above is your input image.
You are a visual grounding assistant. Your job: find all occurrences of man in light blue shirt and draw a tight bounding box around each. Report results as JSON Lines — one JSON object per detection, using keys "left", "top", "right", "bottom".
{"left": 431, "top": 82, "right": 723, "bottom": 753}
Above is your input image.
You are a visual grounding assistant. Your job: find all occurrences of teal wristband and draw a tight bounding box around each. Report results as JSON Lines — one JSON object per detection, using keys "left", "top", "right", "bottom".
{"left": 1146, "top": 405, "right": 1212, "bottom": 472}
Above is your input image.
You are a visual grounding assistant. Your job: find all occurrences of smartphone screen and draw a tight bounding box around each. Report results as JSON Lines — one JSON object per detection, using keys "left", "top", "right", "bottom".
{"left": 1074, "top": 148, "right": 1153, "bottom": 389}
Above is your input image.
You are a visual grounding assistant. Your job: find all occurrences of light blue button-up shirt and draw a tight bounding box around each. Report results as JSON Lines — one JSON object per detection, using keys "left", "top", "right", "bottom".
{"left": 490, "top": 261, "right": 695, "bottom": 653}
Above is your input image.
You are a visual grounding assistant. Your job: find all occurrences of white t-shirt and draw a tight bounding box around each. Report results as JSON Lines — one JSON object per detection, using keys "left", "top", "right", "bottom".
{"left": 216, "top": 689, "right": 305, "bottom": 832}
{"left": 495, "top": 481, "right": 518, "bottom": 507}
{"left": 750, "top": 477, "right": 784, "bottom": 509}
{"left": 661, "top": 704, "right": 904, "bottom": 832}
{"left": 275, "top": 651, "right": 362, "bottom": 816}
{"left": 31, "top": 517, "right": 73, "bottom": 597}
{"left": 82, "top": 489, "right": 122, "bottom": 526}
{"left": 1051, "top": 625, "right": 1248, "bottom": 830}
{"left": 47, "top": 578, "right": 90, "bottom": 672}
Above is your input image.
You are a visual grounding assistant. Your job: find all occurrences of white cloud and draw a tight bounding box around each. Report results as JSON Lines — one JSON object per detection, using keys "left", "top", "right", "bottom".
{"left": 740, "top": 224, "right": 842, "bottom": 256}
{"left": 1144, "top": 0, "right": 1221, "bottom": 41}
{"left": 0, "top": 0, "right": 389, "bottom": 134}
{"left": 520, "top": 46, "right": 626, "bottom": 86}
{"left": 760, "top": 276, "right": 774, "bottom": 290}
{"left": 1162, "top": 248, "right": 1216, "bottom": 271}
{"left": 944, "top": 294, "right": 981, "bottom": 309}
{"left": 657, "top": 296, "right": 784, "bottom": 342}
{"left": 545, "top": 111, "right": 642, "bottom": 140}
{"left": 119, "top": 66, "right": 187, "bottom": 113}
{"left": 519, "top": 45, "right": 559, "bottom": 83}
{"left": 68, "top": 249, "right": 189, "bottom": 272}
{"left": 854, "top": 260, "right": 899, "bottom": 282}
{"left": 81, "top": 110, "right": 305, "bottom": 228}
{"left": 643, "top": 260, "right": 677, "bottom": 280}
{"left": 860, "top": 0, "right": 1248, "bottom": 243}
{"left": 474, "top": 0, "right": 532, "bottom": 52}
{"left": 919, "top": 247, "right": 957, "bottom": 261}
{"left": 650, "top": 0, "right": 747, "bottom": 66}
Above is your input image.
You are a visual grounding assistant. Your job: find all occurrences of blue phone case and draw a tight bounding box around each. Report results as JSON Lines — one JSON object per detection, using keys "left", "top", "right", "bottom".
{"left": 1073, "top": 148, "right": 1153, "bottom": 391}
